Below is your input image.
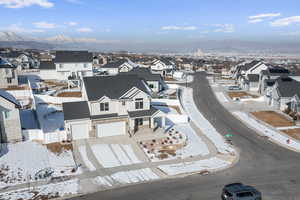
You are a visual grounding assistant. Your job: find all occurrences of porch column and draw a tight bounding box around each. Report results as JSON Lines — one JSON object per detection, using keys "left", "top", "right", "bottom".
{"left": 161, "top": 116, "right": 166, "bottom": 128}
{"left": 150, "top": 117, "right": 154, "bottom": 129}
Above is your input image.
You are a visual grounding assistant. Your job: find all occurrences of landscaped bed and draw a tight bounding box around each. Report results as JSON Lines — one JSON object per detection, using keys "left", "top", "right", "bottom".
{"left": 281, "top": 128, "right": 300, "bottom": 141}
{"left": 251, "top": 111, "right": 295, "bottom": 127}
{"left": 57, "top": 91, "right": 82, "bottom": 97}
{"left": 227, "top": 92, "right": 259, "bottom": 99}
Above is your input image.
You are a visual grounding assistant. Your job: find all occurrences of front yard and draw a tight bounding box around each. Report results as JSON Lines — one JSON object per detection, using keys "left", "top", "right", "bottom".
{"left": 251, "top": 111, "right": 295, "bottom": 127}
{"left": 227, "top": 91, "right": 259, "bottom": 99}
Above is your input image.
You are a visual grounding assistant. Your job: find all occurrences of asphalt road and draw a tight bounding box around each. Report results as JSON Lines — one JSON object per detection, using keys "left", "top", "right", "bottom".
{"left": 71, "top": 72, "right": 300, "bottom": 200}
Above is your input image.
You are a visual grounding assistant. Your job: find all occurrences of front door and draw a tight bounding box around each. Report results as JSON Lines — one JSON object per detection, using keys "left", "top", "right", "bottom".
{"left": 134, "top": 118, "right": 143, "bottom": 132}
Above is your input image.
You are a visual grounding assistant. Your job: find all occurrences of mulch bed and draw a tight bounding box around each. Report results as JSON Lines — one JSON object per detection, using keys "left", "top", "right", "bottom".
{"left": 251, "top": 111, "right": 295, "bottom": 127}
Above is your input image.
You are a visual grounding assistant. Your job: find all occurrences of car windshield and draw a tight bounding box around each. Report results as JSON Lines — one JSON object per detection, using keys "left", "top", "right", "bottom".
{"left": 236, "top": 192, "right": 253, "bottom": 197}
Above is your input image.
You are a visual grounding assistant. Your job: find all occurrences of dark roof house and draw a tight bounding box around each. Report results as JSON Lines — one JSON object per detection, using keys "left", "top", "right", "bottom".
{"left": 39, "top": 61, "right": 56, "bottom": 70}
{"left": 55, "top": 51, "right": 93, "bottom": 63}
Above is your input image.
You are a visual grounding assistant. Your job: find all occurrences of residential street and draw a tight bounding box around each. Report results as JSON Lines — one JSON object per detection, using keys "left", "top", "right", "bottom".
{"left": 71, "top": 72, "right": 300, "bottom": 200}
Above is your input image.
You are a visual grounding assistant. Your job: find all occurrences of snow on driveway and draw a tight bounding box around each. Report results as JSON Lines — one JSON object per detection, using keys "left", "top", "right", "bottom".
{"left": 233, "top": 111, "right": 300, "bottom": 151}
{"left": 181, "top": 88, "right": 235, "bottom": 154}
{"left": 91, "top": 144, "right": 141, "bottom": 168}
{"left": 158, "top": 157, "right": 230, "bottom": 176}
{"left": 0, "top": 141, "right": 79, "bottom": 189}
{"left": 0, "top": 179, "right": 79, "bottom": 200}
{"left": 215, "top": 92, "right": 229, "bottom": 102}
{"left": 93, "top": 168, "right": 159, "bottom": 187}
{"left": 78, "top": 146, "right": 96, "bottom": 171}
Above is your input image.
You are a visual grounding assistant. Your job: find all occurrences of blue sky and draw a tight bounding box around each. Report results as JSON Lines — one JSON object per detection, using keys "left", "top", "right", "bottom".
{"left": 0, "top": 0, "right": 300, "bottom": 44}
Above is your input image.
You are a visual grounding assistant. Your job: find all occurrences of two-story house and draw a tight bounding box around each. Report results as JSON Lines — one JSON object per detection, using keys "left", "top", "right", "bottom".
{"left": 0, "top": 89, "right": 22, "bottom": 143}
{"left": 151, "top": 58, "right": 175, "bottom": 77}
{"left": 62, "top": 74, "right": 166, "bottom": 140}
{"left": 100, "top": 59, "right": 137, "bottom": 75}
{"left": 39, "top": 51, "right": 93, "bottom": 84}
{"left": 0, "top": 57, "right": 18, "bottom": 89}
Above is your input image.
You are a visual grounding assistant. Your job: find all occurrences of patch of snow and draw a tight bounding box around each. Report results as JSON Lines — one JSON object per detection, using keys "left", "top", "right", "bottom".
{"left": 240, "top": 96, "right": 265, "bottom": 102}
{"left": 277, "top": 126, "right": 300, "bottom": 130}
{"left": 181, "top": 88, "right": 235, "bottom": 154}
{"left": 78, "top": 146, "right": 96, "bottom": 171}
{"left": 0, "top": 141, "right": 79, "bottom": 189}
{"left": 158, "top": 157, "right": 230, "bottom": 176}
{"left": 154, "top": 106, "right": 178, "bottom": 114}
{"left": 110, "top": 168, "right": 159, "bottom": 184}
{"left": 0, "top": 179, "right": 79, "bottom": 200}
{"left": 233, "top": 111, "right": 300, "bottom": 151}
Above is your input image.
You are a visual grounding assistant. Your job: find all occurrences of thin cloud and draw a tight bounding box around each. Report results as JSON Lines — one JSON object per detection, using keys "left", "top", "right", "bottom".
{"left": 161, "top": 26, "right": 198, "bottom": 31}
{"left": 270, "top": 16, "right": 300, "bottom": 27}
{"left": 3, "top": 24, "right": 44, "bottom": 33}
{"left": 76, "top": 27, "right": 93, "bottom": 33}
{"left": 248, "top": 13, "right": 281, "bottom": 24}
{"left": 67, "top": 22, "right": 78, "bottom": 26}
{"left": 0, "top": 0, "right": 53, "bottom": 8}
{"left": 33, "top": 21, "right": 57, "bottom": 29}
{"left": 214, "top": 24, "right": 235, "bottom": 33}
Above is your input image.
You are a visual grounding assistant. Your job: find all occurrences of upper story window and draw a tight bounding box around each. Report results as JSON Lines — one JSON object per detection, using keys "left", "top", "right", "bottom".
{"left": 122, "top": 101, "right": 126, "bottom": 106}
{"left": 7, "top": 78, "right": 12, "bottom": 84}
{"left": 3, "top": 111, "right": 10, "bottom": 119}
{"left": 59, "top": 64, "right": 64, "bottom": 69}
{"left": 84, "top": 63, "right": 88, "bottom": 68}
{"left": 135, "top": 98, "right": 143, "bottom": 110}
{"left": 100, "top": 102, "right": 109, "bottom": 111}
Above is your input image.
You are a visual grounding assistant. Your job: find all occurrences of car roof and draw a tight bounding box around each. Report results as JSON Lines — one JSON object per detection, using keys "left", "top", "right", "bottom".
{"left": 225, "top": 183, "right": 257, "bottom": 193}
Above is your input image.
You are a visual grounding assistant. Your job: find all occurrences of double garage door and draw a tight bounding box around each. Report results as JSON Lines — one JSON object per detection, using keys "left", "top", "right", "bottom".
{"left": 97, "top": 121, "right": 126, "bottom": 138}
{"left": 71, "top": 123, "right": 89, "bottom": 140}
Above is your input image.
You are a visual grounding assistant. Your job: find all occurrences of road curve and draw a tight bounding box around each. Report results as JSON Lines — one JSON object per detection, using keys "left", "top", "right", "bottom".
{"left": 70, "top": 72, "right": 300, "bottom": 200}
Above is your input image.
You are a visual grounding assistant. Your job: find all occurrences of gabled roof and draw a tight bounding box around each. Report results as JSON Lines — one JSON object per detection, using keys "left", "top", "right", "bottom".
{"left": 62, "top": 101, "right": 90, "bottom": 121}
{"left": 275, "top": 77, "right": 300, "bottom": 98}
{"left": 128, "top": 106, "right": 159, "bottom": 118}
{"left": 0, "top": 51, "right": 25, "bottom": 59}
{"left": 83, "top": 74, "right": 149, "bottom": 101}
{"left": 0, "top": 89, "right": 21, "bottom": 107}
{"left": 101, "top": 59, "right": 127, "bottom": 69}
{"left": 54, "top": 51, "right": 93, "bottom": 63}
{"left": 39, "top": 61, "right": 55, "bottom": 70}
{"left": 262, "top": 67, "right": 290, "bottom": 76}
{"left": 122, "top": 67, "right": 162, "bottom": 81}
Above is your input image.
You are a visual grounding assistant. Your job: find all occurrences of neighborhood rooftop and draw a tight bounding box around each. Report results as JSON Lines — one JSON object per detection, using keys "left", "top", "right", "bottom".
{"left": 62, "top": 101, "right": 90, "bottom": 121}
{"left": 0, "top": 89, "right": 21, "bottom": 107}
{"left": 54, "top": 51, "right": 93, "bottom": 63}
{"left": 39, "top": 61, "right": 56, "bottom": 70}
{"left": 83, "top": 74, "right": 150, "bottom": 101}
{"left": 123, "top": 67, "right": 162, "bottom": 81}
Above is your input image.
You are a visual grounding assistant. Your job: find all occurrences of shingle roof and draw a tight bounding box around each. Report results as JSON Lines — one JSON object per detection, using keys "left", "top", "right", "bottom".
{"left": 276, "top": 77, "right": 300, "bottom": 97}
{"left": 122, "top": 68, "right": 162, "bottom": 81}
{"left": 0, "top": 57, "right": 14, "bottom": 69}
{"left": 55, "top": 51, "right": 93, "bottom": 63}
{"left": 0, "top": 89, "right": 21, "bottom": 107}
{"left": 62, "top": 101, "right": 90, "bottom": 121}
{"left": 128, "top": 106, "right": 159, "bottom": 118}
{"left": 101, "top": 59, "right": 127, "bottom": 69}
{"left": 83, "top": 74, "right": 149, "bottom": 101}
{"left": 39, "top": 61, "right": 55, "bottom": 70}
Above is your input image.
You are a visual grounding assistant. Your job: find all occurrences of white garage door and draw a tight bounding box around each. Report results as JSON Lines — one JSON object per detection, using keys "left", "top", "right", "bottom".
{"left": 97, "top": 121, "right": 126, "bottom": 138}
{"left": 71, "top": 123, "right": 89, "bottom": 140}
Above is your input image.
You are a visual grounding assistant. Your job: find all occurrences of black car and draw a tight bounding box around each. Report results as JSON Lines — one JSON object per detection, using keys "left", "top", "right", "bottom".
{"left": 221, "top": 183, "right": 262, "bottom": 200}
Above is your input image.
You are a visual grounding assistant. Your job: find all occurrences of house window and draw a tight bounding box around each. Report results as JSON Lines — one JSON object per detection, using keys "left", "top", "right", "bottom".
{"left": 7, "top": 78, "right": 12, "bottom": 84}
{"left": 3, "top": 111, "right": 10, "bottom": 119}
{"left": 100, "top": 102, "right": 109, "bottom": 111}
{"left": 59, "top": 64, "right": 63, "bottom": 69}
{"left": 149, "top": 84, "right": 154, "bottom": 88}
{"left": 122, "top": 101, "right": 126, "bottom": 106}
{"left": 135, "top": 118, "right": 143, "bottom": 126}
{"left": 84, "top": 63, "right": 88, "bottom": 68}
{"left": 135, "top": 98, "right": 144, "bottom": 109}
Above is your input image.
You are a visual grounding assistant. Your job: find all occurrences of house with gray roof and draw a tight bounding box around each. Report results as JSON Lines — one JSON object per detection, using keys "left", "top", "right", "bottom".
{"left": 151, "top": 58, "right": 175, "bottom": 77}
{"left": 121, "top": 68, "right": 164, "bottom": 93}
{"left": 270, "top": 77, "right": 300, "bottom": 110}
{"left": 62, "top": 74, "right": 166, "bottom": 140}
{"left": 0, "top": 57, "right": 18, "bottom": 89}
{"left": 99, "top": 59, "right": 137, "bottom": 75}
{"left": 0, "top": 89, "right": 22, "bottom": 143}
{"left": 38, "top": 51, "right": 93, "bottom": 86}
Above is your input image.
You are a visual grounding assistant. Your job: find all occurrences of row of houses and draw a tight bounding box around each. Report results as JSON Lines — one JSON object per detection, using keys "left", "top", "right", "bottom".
{"left": 231, "top": 60, "right": 300, "bottom": 119}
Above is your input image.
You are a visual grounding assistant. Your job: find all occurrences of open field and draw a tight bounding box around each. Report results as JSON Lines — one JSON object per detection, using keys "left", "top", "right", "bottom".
{"left": 282, "top": 128, "right": 300, "bottom": 140}
{"left": 251, "top": 111, "right": 295, "bottom": 127}
{"left": 227, "top": 91, "right": 259, "bottom": 99}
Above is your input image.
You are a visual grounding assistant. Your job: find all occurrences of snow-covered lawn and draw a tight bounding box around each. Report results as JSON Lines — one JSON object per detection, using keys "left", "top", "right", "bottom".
{"left": 90, "top": 144, "right": 141, "bottom": 168}
{"left": 181, "top": 88, "right": 235, "bottom": 154}
{"left": 0, "top": 141, "right": 80, "bottom": 189}
{"left": 158, "top": 157, "right": 230, "bottom": 176}
{"left": 93, "top": 168, "right": 159, "bottom": 187}
{"left": 78, "top": 146, "right": 96, "bottom": 171}
{"left": 215, "top": 92, "right": 229, "bottom": 102}
{"left": 0, "top": 179, "right": 79, "bottom": 200}
{"left": 155, "top": 106, "right": 179, "bottom": 114}
{"left": 240, "top": 96, "right": 265, "bottom": 102}
{"left": 233, "top": 111, "right": 300, "bottom": 151}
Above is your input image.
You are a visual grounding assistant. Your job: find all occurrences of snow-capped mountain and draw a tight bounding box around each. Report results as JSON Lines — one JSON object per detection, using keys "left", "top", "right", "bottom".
{"left": 0, "top": 31, "right": 26, "bottom": 41}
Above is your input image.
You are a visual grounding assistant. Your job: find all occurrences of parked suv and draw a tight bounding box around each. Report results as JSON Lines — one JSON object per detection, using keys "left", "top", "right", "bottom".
{"left": 221, "top": 183, "right": 261, "bottom": 200}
